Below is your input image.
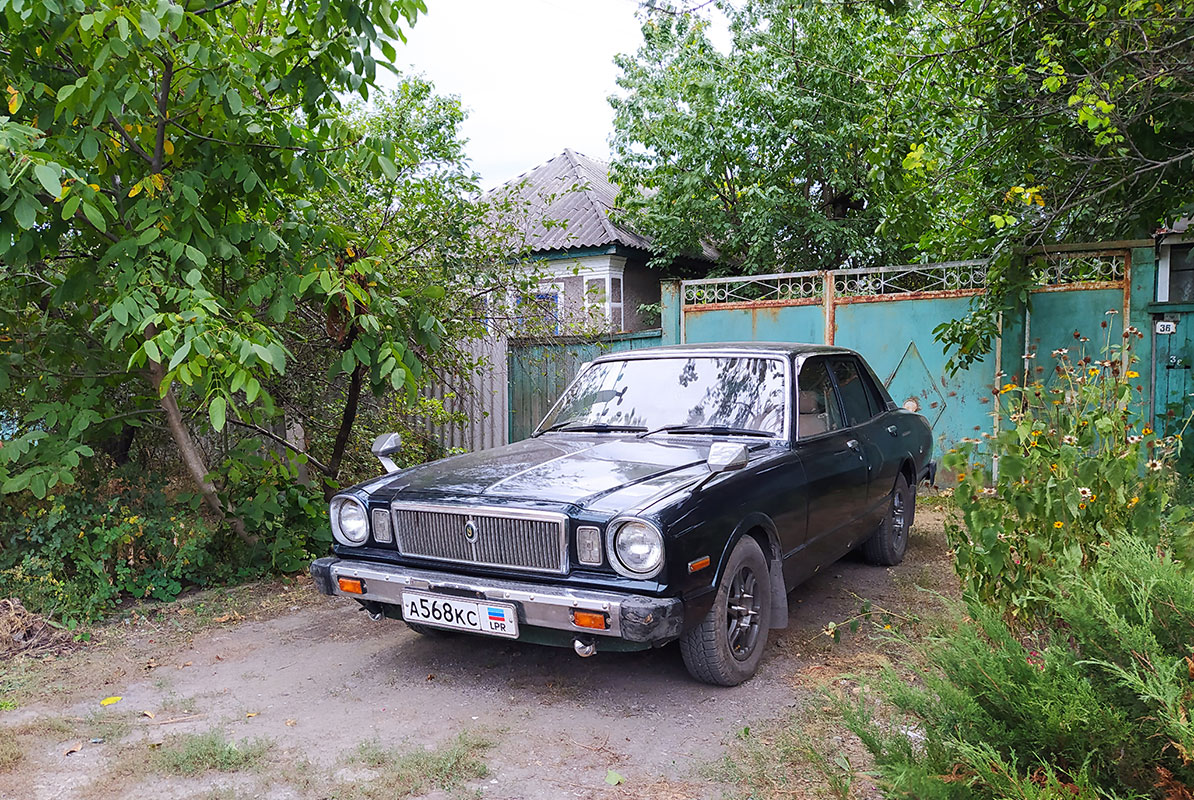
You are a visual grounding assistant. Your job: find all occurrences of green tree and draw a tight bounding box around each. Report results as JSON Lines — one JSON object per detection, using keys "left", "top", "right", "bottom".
{"left": 864, "top": 0, "right": 1194, "bottom": 368}
{"left": 0, "top": 0, "right": 433, "bottom": 532}
{"left": 610, "top": 1, "right": 905, "bottom": 275}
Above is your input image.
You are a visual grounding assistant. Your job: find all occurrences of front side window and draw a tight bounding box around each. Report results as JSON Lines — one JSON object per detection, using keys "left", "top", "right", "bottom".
{"left": 796, "top": 358, "right": 842, "bottom": 438}
{"left": 831, "top": 358, "right": 876, "bottom": 427}
{"left": 540, "top": 356, "right": 787, "bottom": 436}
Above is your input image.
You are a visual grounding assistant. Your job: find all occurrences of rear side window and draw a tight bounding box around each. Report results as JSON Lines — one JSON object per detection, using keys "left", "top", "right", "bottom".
{"left": 796, "top": 358, "right": 843, "bottom": 438}
{"left": 831, "top": 358, "right": 875, "bottom": 427}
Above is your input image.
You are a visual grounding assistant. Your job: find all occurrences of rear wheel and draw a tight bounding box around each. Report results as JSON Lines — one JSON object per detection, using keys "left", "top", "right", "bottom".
{"left": 680, "top": 536, "right": 772, "bottom": 686}
{"left": 862, "top": 473, "right": 914, "bottom": 566}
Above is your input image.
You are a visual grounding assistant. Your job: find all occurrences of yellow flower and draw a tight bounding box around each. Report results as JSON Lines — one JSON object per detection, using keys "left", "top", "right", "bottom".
{"left": 1088, "top": 368, "right": 1099, "bottom": 376}
{"left": 1129, "top": 496, "right": 1139, "bottom": 507}
{"left": 1143, "top": 427, "right": 1153, "bottom": 435}
{"left": 1053, "top": 521, "right": 1064, "bottom": 528}
{"left": 999, "top": 383, "right": 1016, "bottom": 394}
{"left": 1126, "top": 371, "right": 1139, "bottom": 378}
{"left": 1078, "top": 503, "right": 1086, "bottom": 509}
{"left": 957, "top": 473, "right": 966, "bottom": 481}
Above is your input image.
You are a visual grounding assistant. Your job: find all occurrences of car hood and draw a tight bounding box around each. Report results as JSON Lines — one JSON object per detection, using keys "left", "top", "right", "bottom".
{"left": 359, "top": 435, "right": 745, "bottom": 513}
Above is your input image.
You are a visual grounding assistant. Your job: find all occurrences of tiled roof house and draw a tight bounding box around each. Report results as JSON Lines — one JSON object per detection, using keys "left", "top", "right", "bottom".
{"left": 491, "top": 148, "right": 710, "bottom": 332}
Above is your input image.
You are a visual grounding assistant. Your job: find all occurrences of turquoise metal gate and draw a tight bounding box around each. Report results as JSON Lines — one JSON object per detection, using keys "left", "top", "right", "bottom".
{"left": 663, "top": 243, "right": 1157, "bottom": 464}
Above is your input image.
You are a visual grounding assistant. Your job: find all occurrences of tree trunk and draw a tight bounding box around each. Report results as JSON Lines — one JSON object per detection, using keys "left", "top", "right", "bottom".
{"left": 144, "top": 337, "right": 254, "bottom": 544}
{"left": 324, "top": 361, "right": 364, "bottom": 501}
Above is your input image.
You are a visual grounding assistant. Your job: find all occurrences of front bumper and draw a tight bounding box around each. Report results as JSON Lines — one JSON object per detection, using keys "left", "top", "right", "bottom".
{"left": 310, "top": 557, "right": 684, "bottom": 644}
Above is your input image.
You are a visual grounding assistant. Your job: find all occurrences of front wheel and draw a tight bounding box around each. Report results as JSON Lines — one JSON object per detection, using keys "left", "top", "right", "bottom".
{"left": 862, "top": 472, "right": 914, "bottom": 566}
{"left": 680, "top": 536, "right": 772, "bottom": 686}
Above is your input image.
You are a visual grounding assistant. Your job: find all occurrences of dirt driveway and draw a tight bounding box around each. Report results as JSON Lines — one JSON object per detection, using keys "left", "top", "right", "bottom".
{"left": 0, "top": 505, "right": 953, "bottom": 800}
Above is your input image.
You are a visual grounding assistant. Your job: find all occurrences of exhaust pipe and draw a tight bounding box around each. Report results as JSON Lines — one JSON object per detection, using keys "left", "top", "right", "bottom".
{"left": 573, "top": 637, "right": 596, "bottom": 658}
{"left": 357, "top": 601, "right": 385, "bottom": 622}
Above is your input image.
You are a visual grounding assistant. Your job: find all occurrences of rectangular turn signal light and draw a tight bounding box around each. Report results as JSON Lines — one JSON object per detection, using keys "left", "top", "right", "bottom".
{"left": 338, "top": 577, "right": 364, "bottom": 595}
{"left": 688, "top": 555, "right": 711, "bottom": 574}
{"left": 571, "top": 610, "right": 608, "bottom": 630}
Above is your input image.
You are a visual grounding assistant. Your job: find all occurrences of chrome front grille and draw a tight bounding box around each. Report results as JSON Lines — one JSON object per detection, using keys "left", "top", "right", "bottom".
{"left": 390, "top": 503, "right": 568, "bottom": 574}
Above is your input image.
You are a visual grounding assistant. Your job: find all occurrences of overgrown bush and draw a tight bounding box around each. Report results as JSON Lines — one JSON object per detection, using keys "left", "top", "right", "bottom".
{"left": 0, "top": 470, "right": 217, "bottom": 622}
{"left": 943, "top": 325, "right": 1183, "bottom": 615}
{"left": 841, "top": 321, "right": 1194, "bottom": 799}
{"left": 0, "top": 459, "right": 330, "bottom": 623}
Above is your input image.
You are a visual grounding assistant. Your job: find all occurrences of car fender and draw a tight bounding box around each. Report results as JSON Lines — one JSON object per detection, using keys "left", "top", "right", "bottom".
{"left": 713, "top": 512, "right": 789, "bottom": 629}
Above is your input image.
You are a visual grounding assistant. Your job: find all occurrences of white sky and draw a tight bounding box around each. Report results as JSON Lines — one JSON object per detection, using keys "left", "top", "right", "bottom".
{"left": 396, "top": 0, "right": 651, "bottom": 189}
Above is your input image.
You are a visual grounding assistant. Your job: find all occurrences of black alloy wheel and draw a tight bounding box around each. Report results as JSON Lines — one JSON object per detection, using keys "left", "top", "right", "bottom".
{"left": 862, "top": 472, "right": 914, "bottom": 566}
{"left": 680, "top": 535, "right": 772, "bottom": 686}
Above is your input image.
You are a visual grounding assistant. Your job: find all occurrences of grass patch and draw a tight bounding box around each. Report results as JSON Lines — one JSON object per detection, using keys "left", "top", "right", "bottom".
{"left": 707, "top": 711, "right": 870, "bottom": 800}
{"left": 83, "top": 709, "right": 132, "bottom": 742}
{"left": 338, "top": 730, "right": 493, "bottom": 799}
{"left": 151, "top": 730, "right": 272, "bottom": 776}
{"left": 9, "top": 714, "right": 75, "bottom": 738}
{"left": 0, "top": 736, "right": 24, "bottom": 771}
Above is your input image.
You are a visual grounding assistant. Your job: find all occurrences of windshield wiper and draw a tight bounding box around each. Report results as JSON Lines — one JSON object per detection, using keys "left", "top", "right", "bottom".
{"left": 533, "top": 422, "right": 647, "bottom": 437}
{"left": 636, "top": 424, "right": 775, "bottom": 439}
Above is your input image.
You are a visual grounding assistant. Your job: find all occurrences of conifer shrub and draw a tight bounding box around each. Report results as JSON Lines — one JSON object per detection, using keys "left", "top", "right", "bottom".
{"left": 843, "top": 322, "right": 1194, "bottom": 799}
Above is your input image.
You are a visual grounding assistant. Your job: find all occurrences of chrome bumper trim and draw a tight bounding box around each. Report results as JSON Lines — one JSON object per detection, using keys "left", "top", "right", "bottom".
{"left": 311, "top": 557, "right": 682, "bottom": 642}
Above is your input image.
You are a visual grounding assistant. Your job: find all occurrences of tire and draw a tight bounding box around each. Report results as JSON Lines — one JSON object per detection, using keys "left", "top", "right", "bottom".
{"left": 404, "top": 621, "right": 455, "bottom": 637}
{"left": 862, "top": 472, "right": 915, "bottom": 566}
{"left": 680, "top": 536, "right": 772, "bottom": 686}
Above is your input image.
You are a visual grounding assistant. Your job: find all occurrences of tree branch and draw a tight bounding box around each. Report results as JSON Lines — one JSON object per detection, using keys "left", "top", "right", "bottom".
{"left": 225, "top": 417, "right": 331, "bottom": 474}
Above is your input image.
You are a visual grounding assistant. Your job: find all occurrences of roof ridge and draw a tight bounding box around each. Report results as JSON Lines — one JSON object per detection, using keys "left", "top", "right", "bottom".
{"left": 563, "top": 148, "right": 621, "bottom": 245}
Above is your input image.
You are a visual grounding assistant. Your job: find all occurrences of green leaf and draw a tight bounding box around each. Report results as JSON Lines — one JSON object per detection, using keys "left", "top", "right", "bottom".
{"left": 13, "top": 197, "right": 37, "bottom": 229}
{"left": 604, "top": 770, "right": 624, "bottom": 786}
{"left": 144, "top": 339, "right": 161, "bottom": 363}
{"left": 209, "top": 395, "right": 227, "bottom": 432}
{"left": 81, "top": 201, "right": 106, "bottom": 232}
{"left": 168, "top": 341, "right": 192, "bottom": 370}
{"left": 139, "top": 9, "right": 161, "bottom": 40}
{"left": 138, "top": 226, "right": 161, "bottom": 245}
{"left": 184, "top": 245, "right": 208, "bottom": 268}
{"left": 33, "top": 164, "right": 63, "bottom": 197}
{"left": 227, "top": 88, "right": 243, "bottom": 115}
{"left": 185, "top": 268, "right": 202, "bottom": 287}
{"left": 377, "top": 155, "right": 398, "bottom": 180}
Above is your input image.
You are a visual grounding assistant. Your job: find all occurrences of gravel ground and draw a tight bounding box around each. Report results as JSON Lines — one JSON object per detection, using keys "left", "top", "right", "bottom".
{"left": 0, "top": 505, "right": 953, "bottom": 800}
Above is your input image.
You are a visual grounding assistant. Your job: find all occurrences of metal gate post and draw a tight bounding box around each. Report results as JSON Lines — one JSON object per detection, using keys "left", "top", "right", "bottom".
{"left": 823, "top": 270, "right": 835, "bottom": 345}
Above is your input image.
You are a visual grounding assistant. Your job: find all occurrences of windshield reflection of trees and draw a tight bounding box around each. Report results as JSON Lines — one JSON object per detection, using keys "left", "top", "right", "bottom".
{"left": 546, "top": 357, "right": 786, "bottom": 433}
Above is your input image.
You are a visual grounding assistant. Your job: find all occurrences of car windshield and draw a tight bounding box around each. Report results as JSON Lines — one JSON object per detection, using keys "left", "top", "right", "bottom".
{"left": 538, "top": 356, "right": 788, "bottom": 437}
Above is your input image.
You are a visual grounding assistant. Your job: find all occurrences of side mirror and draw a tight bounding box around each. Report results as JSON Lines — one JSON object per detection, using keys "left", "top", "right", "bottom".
{"left": 371, "top": 432, "right": 403, "bottom": 474}
{"left": 707, "top": 442, "right": 749, "bottom": 474}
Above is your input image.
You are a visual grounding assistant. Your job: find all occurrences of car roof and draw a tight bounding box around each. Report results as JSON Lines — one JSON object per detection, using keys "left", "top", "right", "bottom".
{"left": 590, "top": 342, "right": 857, "bottom": 362}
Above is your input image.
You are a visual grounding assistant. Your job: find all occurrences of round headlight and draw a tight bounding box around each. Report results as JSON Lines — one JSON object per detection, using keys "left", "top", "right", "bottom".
{"left": 613, "top": 520, "right": 664, "bottom": 577}
{"left": 331, "top": 496, "right": 369, "bottom": 546}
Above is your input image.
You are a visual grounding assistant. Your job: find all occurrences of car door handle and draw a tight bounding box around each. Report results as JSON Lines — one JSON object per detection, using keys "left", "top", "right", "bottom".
{"left": 886, "top": 425, "right": 898, "bottom": 437}
{"left": 846, "top": 439, "right": 861, "bottom": 451}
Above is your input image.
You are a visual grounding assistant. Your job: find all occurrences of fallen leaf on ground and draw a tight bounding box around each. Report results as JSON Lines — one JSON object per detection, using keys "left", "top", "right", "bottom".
{"left": 64, "top": 741, "right": 82, "bottom": 755}
{"left": 100, "top": 696, "right": 121, "bottom": 706}
{"left": 605, "top": 769, "right": 625, "bottom": 786}
{"left": 144, "top": 658, "right": 158, "bottom": 671}
{"left": 245, "top": 712, "right": 258, "bottom": 718}
{"left": 285, "top": 719, "right": 296, "bottom": 727}
{"left": 178, "top": 661, "right": 192, "bottom": 669}
{"left": 140, "top": 711, "right": 155, "bottom": 719}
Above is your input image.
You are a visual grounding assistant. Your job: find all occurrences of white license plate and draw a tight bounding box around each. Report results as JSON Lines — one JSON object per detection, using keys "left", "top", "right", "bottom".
{"left": 401, "top": 591, "right": 519, "bottom": 638}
